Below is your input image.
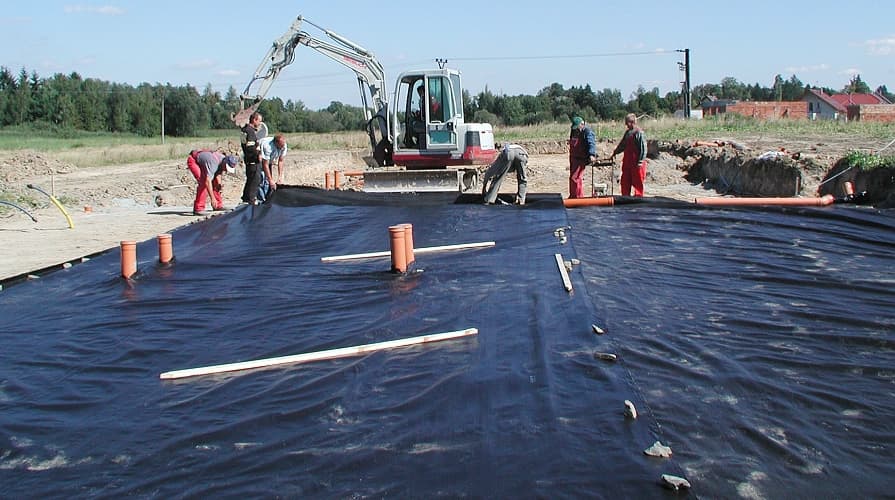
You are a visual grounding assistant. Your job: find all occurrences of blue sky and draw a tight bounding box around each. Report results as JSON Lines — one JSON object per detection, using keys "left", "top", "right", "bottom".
{"left": 2, "top": 1, "right": 894, "bottom": 109}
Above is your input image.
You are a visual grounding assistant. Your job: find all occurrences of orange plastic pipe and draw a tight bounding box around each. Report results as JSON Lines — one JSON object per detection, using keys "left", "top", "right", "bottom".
{"left": 157, "top": 234, "right": 173, "bottom": 264}
{"left": 388, "top": 225, "right": 407, "bottom": 273}
{"left": 844, "top": 181, "right": 855, "bottom": 196}
{"left": 324, "top": 171, "right": 333, "bottom": 190}
{"left": 343, "top": 171, "right": 365, "bottom": 177}
{"left": 333, "top": 170, "right": 343, "bottom": 190}
{"left": 563, "top": 196, "right": 615, "bottom": 208}
{"left": 120, "top": 240, "right": 137, "bottom": 278}
{"left": 400, "top": 223, "right": 415, "bottom": 265}
{"left": 695, "top": 195, "right": 835, "bottom": 207}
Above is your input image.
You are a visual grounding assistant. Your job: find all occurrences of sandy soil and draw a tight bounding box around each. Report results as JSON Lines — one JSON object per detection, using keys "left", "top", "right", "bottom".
{"left": 0, "top": 132, "right": 876, "bottom": 282}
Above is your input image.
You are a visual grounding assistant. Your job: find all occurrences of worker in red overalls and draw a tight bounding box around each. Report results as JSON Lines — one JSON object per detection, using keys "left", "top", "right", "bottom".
{"left": 186, "top": 149, "right": 210, "bottom": 182}
{"left": 192, "top": 152, "right": 238, "bottom": 215}
{"left": 610, "top": 113, "right": 648, "bottom": 197}
{"left": 568, "top": 116, "right": 596, "bottom": 198}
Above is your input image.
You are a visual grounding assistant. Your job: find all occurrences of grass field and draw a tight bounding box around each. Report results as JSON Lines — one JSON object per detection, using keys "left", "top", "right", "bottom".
{"left": 1, "top": 117, "right": 892, "bottom": 168}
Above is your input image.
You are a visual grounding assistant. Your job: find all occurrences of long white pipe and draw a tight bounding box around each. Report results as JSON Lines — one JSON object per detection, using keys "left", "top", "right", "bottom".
{"left": 321, "top": 241, "right": 495, "bottom": 262}
{"left": 554, "top": 254, "right": 573, "bottom": 292}
{"left": 160, "top": 328, "right": 478, "bottom": 380}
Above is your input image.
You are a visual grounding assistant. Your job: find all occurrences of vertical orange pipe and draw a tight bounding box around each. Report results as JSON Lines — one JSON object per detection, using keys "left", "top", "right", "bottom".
{"left": 400, "top": 223, "right": 415, "bottom": 265}
{"left": 324, "top": 172, "right": 333, "bottom": 190}
{"left": 844, "top": 181, "right": 855, "bottom": 196}
{"left": 389, "top": 225, "right": 407, "bottom": 273}
{"left": 157, "top": 234, "right": 173, "bottom": 264}
{"left": 334, "top": 170, "right": 343, "bottom": 190}
{"left": 120, "top": 240, "right": 137, "bottom": 279}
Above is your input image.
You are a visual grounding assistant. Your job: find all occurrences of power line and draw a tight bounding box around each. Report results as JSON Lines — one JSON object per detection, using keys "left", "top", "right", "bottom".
{"left": 449, "top": 50, "right": 676, "bottom": 62}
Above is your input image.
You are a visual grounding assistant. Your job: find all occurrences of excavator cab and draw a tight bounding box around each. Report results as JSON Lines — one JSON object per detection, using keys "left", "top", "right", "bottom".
{"left": 395, "top": 70, "right": 461, "bottom": 160}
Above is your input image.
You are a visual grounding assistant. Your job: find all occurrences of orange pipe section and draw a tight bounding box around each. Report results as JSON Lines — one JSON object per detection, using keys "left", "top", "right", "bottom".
{"left": 400, "top": 223, "right": 415, "bottom": 265}
{"left": 324, "top": 171, "right": 333, "bottom": 190}
{"left": 695, "top": 195, "right": 835, "bottom": 207}
{"left": 120, "top": 240, "right": 137, "bottom": 279}
{"left": 844, "top": 181, "right": 855, "bottom": 196}
{"left": 388, "top": 226, "right": 407, "bottom": 273}
{"left": 333, "top": 170, "right": 343, "bottom": 190}
{"left": 563, "top": 196, "right": 615, "bottom": 208}
{"left": 343, "top": 171, "right": 364, "bottom": 177}
{"left": 157, "top": 234, "right": 173, "bottom": 264}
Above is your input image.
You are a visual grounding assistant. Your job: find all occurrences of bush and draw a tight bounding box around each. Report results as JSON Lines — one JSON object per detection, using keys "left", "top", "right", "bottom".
{"left": 843, "top": 151, "right": 895, "bottom": 171}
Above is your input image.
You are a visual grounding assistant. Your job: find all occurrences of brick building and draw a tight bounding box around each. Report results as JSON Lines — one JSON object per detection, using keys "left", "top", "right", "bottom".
{"left": 700, "top": 90, "right": 895, "bottom": 122}
{"left": 701, "top": 97, "right": 808, "bottom": 119}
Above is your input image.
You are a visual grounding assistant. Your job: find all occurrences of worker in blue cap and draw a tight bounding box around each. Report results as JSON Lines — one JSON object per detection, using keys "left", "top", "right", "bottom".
{"left": 192, "top": 151, "right": 239, "bottom": 215}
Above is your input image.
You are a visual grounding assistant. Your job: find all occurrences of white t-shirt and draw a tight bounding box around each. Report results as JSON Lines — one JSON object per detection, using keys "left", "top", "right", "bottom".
{"left": 260, "top": 137, "right": 287, "bottom": 163}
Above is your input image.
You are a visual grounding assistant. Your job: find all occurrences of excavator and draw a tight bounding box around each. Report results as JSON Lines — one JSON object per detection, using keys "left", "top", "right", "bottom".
{"left": 232, "top": 16, "right": 497, "bottom": 192}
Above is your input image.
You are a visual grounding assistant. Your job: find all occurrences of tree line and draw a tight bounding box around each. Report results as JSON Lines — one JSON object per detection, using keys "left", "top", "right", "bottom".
{"left": 1, "top": 66, "right": 892, "bottom": 138}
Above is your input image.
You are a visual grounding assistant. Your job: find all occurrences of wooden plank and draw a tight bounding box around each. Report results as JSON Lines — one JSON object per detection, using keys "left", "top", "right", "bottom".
{"left": 160, "top": 328, "right": 478, "bottom": 380}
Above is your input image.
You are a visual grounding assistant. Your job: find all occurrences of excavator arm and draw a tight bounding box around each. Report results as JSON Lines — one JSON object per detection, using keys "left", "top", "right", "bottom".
{"left": 233, "top": 16, "right": 393, "bottom": 165}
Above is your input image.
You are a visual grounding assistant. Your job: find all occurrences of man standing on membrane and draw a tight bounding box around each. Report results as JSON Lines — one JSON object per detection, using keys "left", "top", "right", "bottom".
{"left": 240, "top": 112, "right": 263, "bottom": 205}
{"left": 482, "top": 143, "right": 528, "bottom": 205}
{"left": 568, "top": 116, "right": 596, "bottom": 198}
{"left": 610, "top": 113, "right": 648, "bottom": 197}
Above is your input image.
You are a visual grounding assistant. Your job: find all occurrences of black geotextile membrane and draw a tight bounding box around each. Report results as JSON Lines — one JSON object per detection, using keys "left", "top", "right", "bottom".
{"left": 0, "top": 187, "right": 679, "bottom": 498}
{"left": 568, "top": 203, "right": 895, "bottom": 499}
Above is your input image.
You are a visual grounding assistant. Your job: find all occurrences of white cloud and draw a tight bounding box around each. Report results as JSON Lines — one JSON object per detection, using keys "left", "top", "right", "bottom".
{"left": 840, "top": 68, "right": 861, "bottom": 77}
{"left": 64, "top": 5, "right": 125, "bottom": 15}
{"left": 784, "top": 63, "right": 830, "bottom": 73}
{"left": 865, "top": 36, "right": 895, "bottom": 56}
{"left": 174, "top": 59, "right": 216, "bottom": 70}
{"left": 218, "top": 69, "right": 240, "bottom": 77}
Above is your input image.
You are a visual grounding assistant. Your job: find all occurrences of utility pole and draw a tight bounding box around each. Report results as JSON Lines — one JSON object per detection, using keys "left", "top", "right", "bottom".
{"left": 161, "top": 91, "right": 166, "bottom": 145}
{"left": 677, "top": 49, "right": 691, "bottom": 119}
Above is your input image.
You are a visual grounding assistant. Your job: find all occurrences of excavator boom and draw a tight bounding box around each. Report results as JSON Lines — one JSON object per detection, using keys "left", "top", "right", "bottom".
{"left": 232, "top": 15, "right": 496, "bottom": 182}
{"left": 233, "top": 16, "right": 390, "bottom": 161}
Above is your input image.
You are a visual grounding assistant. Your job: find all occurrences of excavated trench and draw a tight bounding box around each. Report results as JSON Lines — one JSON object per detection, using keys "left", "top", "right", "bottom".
{"left": 657, "top": 141, "right": 895, "bottom": 207}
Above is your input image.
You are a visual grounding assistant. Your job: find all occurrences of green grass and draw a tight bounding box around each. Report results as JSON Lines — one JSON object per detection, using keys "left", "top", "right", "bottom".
{"left": 496, "top": 116, "right": 895, "bottom": 143}
{"left": 0, "top": 125, "right": 371, "bottom": 168}
{"left": 842, "top": 150, "right": 895, "bottom": 171}
{"left": 1, "top": 118, "right": 893, "bottom": 168}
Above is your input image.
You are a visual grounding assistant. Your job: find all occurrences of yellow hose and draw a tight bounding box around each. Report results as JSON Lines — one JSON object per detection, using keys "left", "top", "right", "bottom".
{"left": 27, "top": 184, "right": 74, "bottom": 229}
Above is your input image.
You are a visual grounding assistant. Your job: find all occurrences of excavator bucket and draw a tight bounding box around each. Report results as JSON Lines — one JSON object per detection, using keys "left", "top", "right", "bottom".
{"left": 231, "top": 102, "right": 260, "bottom": 128}
{"left": 362, "top": 169, "right": 478, "bottom": 193}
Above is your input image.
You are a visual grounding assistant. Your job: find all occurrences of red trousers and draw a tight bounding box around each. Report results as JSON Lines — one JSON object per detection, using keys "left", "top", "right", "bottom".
{"left": 186, "top": 155, "right": 202, "bottom": 182}
{"left": 569, "top": 158, "right": 588, "bottom": 198}
{"left": 621, "top": 159, "right": 648, "bottom": 197}
{"left": 194, "top": 174, "right": 223, "bottom": 212}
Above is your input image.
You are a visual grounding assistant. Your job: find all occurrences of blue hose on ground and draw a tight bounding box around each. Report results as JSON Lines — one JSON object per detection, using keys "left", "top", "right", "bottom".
{"left": 0, "top": 200, "right": 38, "bottom": 222}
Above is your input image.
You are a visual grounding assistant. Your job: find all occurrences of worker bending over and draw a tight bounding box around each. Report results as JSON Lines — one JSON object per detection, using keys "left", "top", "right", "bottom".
{"left": 193, "top": 152, "right": 238, "bottom": 215}
{"left": 482, "top": 143, "right": 528, "bottom": 205}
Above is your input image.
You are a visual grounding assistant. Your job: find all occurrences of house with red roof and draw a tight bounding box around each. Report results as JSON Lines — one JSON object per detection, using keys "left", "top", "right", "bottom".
{"left": 802, "top": 89, "right": 894, "bottom": 121}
